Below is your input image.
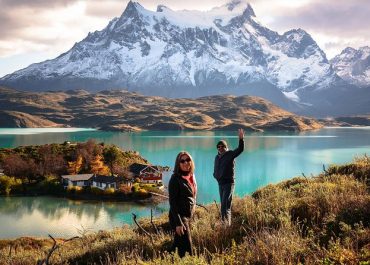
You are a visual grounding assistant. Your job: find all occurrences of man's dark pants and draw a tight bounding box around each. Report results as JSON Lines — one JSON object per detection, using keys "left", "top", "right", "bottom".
{"left": 219, "top": 182, "right": 235, "bottom": 225}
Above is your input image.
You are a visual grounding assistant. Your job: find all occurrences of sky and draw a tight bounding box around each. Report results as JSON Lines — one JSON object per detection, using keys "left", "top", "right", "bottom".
{"left": 0, "top": 0, "right": 369, "bottom": 78}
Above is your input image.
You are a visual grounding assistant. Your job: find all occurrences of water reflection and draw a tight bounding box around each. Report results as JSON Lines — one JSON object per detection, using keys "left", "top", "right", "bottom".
{"left": 0, "top": 196, "right": 165, "bottom": 239}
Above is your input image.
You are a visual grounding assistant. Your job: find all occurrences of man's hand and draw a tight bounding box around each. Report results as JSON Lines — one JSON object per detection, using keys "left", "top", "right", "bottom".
{"left": 238, "top": 128, "right": 244, "bottom": 139}
{"left": 176, "top": 225, "right": 186, "bottom": 236}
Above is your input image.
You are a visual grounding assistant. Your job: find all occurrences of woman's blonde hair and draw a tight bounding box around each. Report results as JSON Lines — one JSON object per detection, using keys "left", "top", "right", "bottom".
{"left": 173, "top": 151, "right": 195, "bottom": 176}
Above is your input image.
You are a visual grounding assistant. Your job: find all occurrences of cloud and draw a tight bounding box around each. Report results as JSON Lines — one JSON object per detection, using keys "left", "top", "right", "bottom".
{"left": 0, "top": 0, "right": 112, "bottom": 57}
{"left": 0, "top": 0, "right": 76, "bottom": 8}
{"left": 271, "top": 0, "right": 370, "bottom": 34}
{"left": 85, "top": 0, "right": 126, "bottom": 18}
{"left": 0, "top": 0, "right": 75, "bottom": 40}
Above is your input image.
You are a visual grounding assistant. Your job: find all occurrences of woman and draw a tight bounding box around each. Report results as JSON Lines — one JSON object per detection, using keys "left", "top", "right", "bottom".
{"left": 168, "top": 151, "right": 197, "bottom": 258}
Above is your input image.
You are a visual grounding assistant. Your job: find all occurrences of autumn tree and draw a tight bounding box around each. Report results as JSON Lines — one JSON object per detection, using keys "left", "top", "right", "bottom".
{"left": 103, "top": 145, "right": 125, "bottom": 176}
{"left": 2, "top": 154, "right": 38, "bottom": 183}
{"left": 75, "top": 139, "right": 107, "bottom": 173}
{"left": 67, "top": 155, "right": 83, "bottom": 175}
{"left": 90, "top": 155, "right": 110, "bottom": 175}
{"left": 37, "top": 145, "right": 65, "bottom": 176}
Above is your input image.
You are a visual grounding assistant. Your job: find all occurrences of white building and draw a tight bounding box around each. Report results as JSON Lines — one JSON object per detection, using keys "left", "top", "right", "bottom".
{"left": 61, "top": 174, "right": 94, "bottom": 188}
{"left": 91, "top": 175, "right": 117, "bottom": 190}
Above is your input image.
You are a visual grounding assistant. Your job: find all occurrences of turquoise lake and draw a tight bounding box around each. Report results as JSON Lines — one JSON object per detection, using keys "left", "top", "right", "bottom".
{"left": 0, "top": 127, "right": 369, "bottom": 238}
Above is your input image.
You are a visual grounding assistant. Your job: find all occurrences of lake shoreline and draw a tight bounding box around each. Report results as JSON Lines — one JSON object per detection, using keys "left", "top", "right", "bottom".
{"left": 1, "top": 124, "right": 369, "bottom": 135}
{"left": 0, "top": 192, "right": 165, "bottom": 204}
{"left": 0, "top": 127, "right": 369, "bottom": 240}
{"left": 0, "top": 156, "right": 369, "bottom": 264}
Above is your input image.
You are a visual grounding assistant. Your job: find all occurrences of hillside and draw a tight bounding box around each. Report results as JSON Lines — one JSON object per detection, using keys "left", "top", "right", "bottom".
{"left": 320, "top": 115, "right": 370, "bottom": 127}
{"left": 0, "top": 156, "right": 369, "bottom": 264}
{"left": 0, "top": 87, "right": 322, "bottom": 132}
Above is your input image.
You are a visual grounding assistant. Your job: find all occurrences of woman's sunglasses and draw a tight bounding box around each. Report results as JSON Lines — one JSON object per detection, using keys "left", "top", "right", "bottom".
{"left": 217, "top": 145, "right": 225, "bottom": 149}
{"left": 180, "top": 158, "right": 191, "bottom": 163}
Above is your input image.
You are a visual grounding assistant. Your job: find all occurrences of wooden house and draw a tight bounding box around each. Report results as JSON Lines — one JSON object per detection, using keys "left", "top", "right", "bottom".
{"left": 129, "top": 163, "right": 163, "bottom": 184}
{"left": 61, "top": 174, "right": 94, "bottom": 188}
{"left": 91, "top": 175, "right": 117, "bottom": 190}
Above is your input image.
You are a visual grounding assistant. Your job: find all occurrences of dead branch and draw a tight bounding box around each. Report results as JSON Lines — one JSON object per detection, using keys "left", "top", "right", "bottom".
{"left": 301, "top": 172, "right": 308, "bottom": 180}
{"left": 323, "top": 164, "right": 329, "bottom": 175}
{"left": 75, "top": 224, "right": 92, "bottom": 237}
{"left": 150, "top": 209, "right": 159, "bottom": 234}
{"left": 132, "top": 213, "right": 153, "bottom": 238}
{"left": 196, "top": 203, "right": 209, "bottom": 212}
{"left": 149, "top": 191, "right": 168, "bottom": 199}
{"left": 37, "top": 234, "right": 79, "bottom": 265}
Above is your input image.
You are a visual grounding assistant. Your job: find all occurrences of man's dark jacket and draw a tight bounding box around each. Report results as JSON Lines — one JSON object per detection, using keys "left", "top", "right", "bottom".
{"left": 168, "top": 173, "right": 196, "bottom": 227}
{"left": 213, "top": 139, "right": 244, "bottom": 185}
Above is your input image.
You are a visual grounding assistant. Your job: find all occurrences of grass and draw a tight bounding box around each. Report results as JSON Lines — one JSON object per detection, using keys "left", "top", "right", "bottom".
{"left": 0, "top": 155, "right": 369, "bottom": 265}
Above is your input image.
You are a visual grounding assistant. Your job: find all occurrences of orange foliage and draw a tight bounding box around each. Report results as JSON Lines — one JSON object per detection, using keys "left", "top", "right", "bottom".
{"left": 67, "top": 155, "right": 83, "bottom": 175}
{"left": 119, "top": 184, "right": 132, "bottom": 195}
{"left": 90, "top": 155, "right": 110, "bottom": 175}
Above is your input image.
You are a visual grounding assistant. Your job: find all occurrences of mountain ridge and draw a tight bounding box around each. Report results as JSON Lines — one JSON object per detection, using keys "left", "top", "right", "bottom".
{"left": 330, "top": 46, "right": 370, "bottom": 87}
{"left": 0, "top": 1, "right": 369, "bottom": 117}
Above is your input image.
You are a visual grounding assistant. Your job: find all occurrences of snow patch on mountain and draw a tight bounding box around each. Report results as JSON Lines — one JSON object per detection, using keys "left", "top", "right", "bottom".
{"left": 331, "top": 46, "right": 370, "bottom": 87}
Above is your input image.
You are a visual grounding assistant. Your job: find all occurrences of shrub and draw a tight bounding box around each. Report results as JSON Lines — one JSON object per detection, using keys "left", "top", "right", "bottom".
{"left": 66, "top": 186, "right": 83, "bottom": 194}
{"left": 37, "top": 175, "right": 64, "bottom": 194}
{"left": 0, "top": 175, "right": 22, "bottom": 195}
{"left": 131, "top": 183, "right": 140, "bottom": 192}
{"left": 104, "top": 188, "right": 115, "bottom": 195}
{"left": 90, "top": 186, "right": 104, "bottom": 196}
{"left": 119, "top": 185, "right": 132, "bottom": 195}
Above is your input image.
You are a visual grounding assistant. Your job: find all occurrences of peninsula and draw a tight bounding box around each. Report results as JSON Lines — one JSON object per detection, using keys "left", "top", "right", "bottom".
{"left": 0, "top": 140, "right": 166, "bottom": 201}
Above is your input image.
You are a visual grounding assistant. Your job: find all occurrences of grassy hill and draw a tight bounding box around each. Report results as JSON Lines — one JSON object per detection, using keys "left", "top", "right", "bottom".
{"left": 0, "top": 86, "right": 322, "bottom": 132}
{"left": 0, "top": 156, "right": 369, "bottom": 264}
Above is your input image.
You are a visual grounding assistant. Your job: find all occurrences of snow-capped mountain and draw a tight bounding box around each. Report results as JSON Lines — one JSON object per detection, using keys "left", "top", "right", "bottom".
{"left": 330, "top": 46, "right": 370, "bottom": 87}
{"left": 0, "top": 0, "right": 367, "bottom": 116}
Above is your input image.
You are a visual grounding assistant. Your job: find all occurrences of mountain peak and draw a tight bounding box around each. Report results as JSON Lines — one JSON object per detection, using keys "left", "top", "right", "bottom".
{"left": 227, "top": 0, "right": 255, "bottom": 16}
{"left": 342, "top": 47, "right": 357, "bottom": 54}
{"left": 331, "top": 46, "right": 370, "bottom": 87}
{"left": 284, "top": 28, "right": 313, "bottom": 42}
{"left": 121, "top": 1, "right": 145, "bottom": 18}
{"left": 359, "top": 46, "right": 370, "bottom": 53}
{"left": 339, "top": 46, "right": 370, "bottom": 58}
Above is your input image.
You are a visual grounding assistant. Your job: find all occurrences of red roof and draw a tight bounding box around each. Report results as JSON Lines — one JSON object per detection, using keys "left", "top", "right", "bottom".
{"left": 141, "top": 176, "right": 162, "bottom": 181}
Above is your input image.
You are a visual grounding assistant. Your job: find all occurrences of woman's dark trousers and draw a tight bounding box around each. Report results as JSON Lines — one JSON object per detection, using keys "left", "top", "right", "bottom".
{"left": 219, "top": 182, "right": 235, "bottom": 225}
{"left": 172, "top": 218, "right": 192, "bottom": 257}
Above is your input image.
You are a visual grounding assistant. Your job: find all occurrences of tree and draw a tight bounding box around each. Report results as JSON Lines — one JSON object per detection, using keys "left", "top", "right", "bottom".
{"left": 37, "top": 145, "right": 65, "bottom": 176}
{"left": 103, "top": 145, "right": 125, "bottom": 176}
{"left": 67, "top": 155, "right": 83, "bottom": 175}
{"left": 76, "top": 139, "right": 97, "bottom": 172}
{"left": 90, "top": 155, "right": 110, "bottom": 175}
{"left": 2, "top": 154, "right": 38, "bottom": 183}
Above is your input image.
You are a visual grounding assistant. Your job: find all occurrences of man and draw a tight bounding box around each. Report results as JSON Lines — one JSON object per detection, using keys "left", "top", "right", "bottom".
{"left": 213, "top": 129, "right": 244, "bottom": 225}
